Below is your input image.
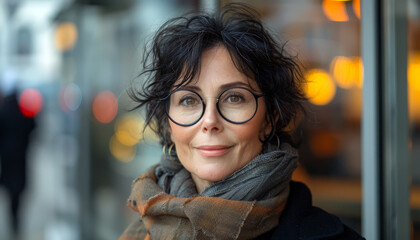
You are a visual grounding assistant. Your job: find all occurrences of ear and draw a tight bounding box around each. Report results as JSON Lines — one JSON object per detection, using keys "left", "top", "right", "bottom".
{"left": 265, "top": 110, "right": 280, "bottom": 136}
{"left": 264, "top": 123, "right": 272, "bottom": 136}
{"left": 260, "top": 115, "right": 273, "bottom": 139}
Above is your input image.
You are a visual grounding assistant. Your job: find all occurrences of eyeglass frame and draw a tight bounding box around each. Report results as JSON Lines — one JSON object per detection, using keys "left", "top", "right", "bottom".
{"left": 160, "top": 86, "right": 265, "bottom": 127}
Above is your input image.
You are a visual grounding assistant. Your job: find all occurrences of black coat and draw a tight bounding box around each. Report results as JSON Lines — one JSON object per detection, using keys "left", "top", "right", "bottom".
{"left": 256, "top": 181, "right": 365, "bottom": 240}
{"left": 0, "top": 92, "right": 35, "bottom": 196}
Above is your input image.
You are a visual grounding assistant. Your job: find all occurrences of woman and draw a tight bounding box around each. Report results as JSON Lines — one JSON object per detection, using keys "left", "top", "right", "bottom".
{"left": 120, "top": 4, "right": 364, "bottom": 240}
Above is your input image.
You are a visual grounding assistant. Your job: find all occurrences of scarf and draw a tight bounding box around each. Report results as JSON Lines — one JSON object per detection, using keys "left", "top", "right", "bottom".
{"left": 119, "top": 143, "right": 298, "bottom": 240}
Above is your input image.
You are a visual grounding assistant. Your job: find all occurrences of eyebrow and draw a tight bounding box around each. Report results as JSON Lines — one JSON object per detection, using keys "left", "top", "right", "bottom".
{"left": 180, "top": 81, "right": 253, "bottom": 92}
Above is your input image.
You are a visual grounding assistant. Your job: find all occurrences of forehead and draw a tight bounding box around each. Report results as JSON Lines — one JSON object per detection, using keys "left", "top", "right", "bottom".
{"left": 175, "top": 46, "right": 260, "bottom": 92}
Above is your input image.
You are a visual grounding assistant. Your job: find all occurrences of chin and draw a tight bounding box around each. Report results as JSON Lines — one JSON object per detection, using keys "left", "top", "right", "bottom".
{"left": 195, "top": 165, "right": 233, "bottom": 182}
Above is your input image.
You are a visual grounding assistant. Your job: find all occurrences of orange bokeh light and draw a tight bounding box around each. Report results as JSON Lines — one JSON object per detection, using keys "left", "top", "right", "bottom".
{"left": 322, "top": 0, "right": 349, "bottom": 22}
{"left": 309, "top": 130, "right": 340, "bottom": 159}
{"left": 19, "top": 89, "right": 43, "bottom": 118}
{"left": 55, "top": 22, "right": 78, "bottom": 51}
{"left": 408, "top": 52, "right": 420, "bottom": 123}
{"left": 409, "top": 85, "right": 420, "bottom": 123}
{"left": 109, "top": 135, "right": 136, "bottom": 162}
{"left": 331, "top": 56, "right": 364, "bottom": 89}
{"left": 93, "top": 91, "right": 118, "bottom": 124}
{"left": 114, "top": 114, "right": 143, "bottom": 146}
{"left": 408, "top": 53, "right": 420, "bottom": 93}
{"left": 353, "top": 0, "right": 361, "bottom": 19}
{"left": 304, "top": 69, "right": 337, "bottom": 105}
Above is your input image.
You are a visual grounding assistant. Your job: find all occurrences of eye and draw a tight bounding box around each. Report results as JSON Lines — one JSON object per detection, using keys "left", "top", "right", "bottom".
{"left": 180, "top": 96, "right": 199, "bottom": 106}
{"left": 222, "top": 92, "right": 245, "bottom": 104}
{"left": 227, "top": 95, "right": 242, "bottom": 103}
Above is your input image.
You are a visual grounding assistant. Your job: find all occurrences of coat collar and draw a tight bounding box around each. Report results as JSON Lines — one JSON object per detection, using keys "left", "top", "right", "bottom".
{"left": 268, "top": 181, "right": 345, "bottom": 240}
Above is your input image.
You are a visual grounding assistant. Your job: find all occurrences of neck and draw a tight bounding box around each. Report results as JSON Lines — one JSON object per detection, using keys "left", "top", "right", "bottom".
{"left": 191, "top": 174, "right": 213, "bottom": 193}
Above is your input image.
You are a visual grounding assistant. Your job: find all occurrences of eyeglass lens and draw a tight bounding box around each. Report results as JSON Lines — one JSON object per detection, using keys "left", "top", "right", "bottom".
{"left": 166, "top": 87, "right": 258, "bottom": 126}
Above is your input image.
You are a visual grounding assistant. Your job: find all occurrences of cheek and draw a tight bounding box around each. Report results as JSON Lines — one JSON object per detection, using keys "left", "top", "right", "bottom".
{"left": 239, "top": 124, "right": 257, "bottom": 138}
{"left": 169, "top": 122, "right": 193, "bottom": 146}
{"left": 234, "top": 117, "right": 267, "bottom": 145}
{"left": 248, "top": 106, "right": 270, "bottom": 140}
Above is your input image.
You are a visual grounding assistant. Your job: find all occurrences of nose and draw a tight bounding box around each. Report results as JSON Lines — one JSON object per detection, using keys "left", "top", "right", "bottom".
{"left": 201, "top": 99, "right": 223, "bottom": 133}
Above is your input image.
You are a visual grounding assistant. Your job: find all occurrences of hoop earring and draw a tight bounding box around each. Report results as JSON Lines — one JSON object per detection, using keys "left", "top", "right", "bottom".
{"left": 168, "top": 143, "right": 175, "bottom": 156}
{"left": 162, "top": 143, "right": 175, "bottom": 155}
{"left": 162, "top": 144, "right": 167, "bottom": 154}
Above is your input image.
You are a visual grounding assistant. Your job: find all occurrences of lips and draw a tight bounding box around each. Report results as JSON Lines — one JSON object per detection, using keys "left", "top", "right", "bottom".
{"left": 196, "top": 145, "right": 232, "bottom": 157}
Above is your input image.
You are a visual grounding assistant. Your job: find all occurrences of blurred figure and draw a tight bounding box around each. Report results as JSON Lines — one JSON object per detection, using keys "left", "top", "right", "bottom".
{"left": 0, "top": 89, "right": 36, "bottom": 237}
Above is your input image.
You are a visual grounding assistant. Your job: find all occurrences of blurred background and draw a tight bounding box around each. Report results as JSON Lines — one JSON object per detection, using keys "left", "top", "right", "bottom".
{"left": 0, "top": 0, "right": 419, "bottom": 239}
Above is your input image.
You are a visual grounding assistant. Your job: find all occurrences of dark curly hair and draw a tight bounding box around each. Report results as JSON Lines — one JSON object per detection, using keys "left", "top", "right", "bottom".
{"left": 129, "top": 3, "right": 307, "bottom": 147}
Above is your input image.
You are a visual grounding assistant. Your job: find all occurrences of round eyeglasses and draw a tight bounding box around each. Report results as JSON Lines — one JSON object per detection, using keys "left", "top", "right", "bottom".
{"left": 160, "top": 86, "right": 264, "bottom": 126}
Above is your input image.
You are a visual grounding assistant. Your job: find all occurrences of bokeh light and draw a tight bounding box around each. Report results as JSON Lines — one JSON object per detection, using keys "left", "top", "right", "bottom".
{"left": 409, "top": 85, "right": 420, "bottom": 123}
{"left": 55, "top": 22, "right": 78, "bottom": 51}
{"left": 19, "top": 88, "right": 43, "bottom": 118}
{"left": 353, "top": 0, "right": 361, "bottom": 19}
{"left": 92, "top": 91, "right": 118, "bottom": 124}
{"left": 344, "top": 87, "right": 362, "bottom": 122}
{"left": 322, "top": 0, "right": 349, "bottom": 22}
{"left": 408, "top": 52, "right": 420, "bottom": 122}
{"left": 352, "top": 57, "right": 364, "bottom": 88}
{"left": 109, "top": 135, "right": 136, "bottom": 162}
{"left": 331, "top": 56, "right": 364, "bottom": 89}
{"left": 408, "top": 52, "right": 420, "bottom": 93}
{"left": 60, "top": 83, "right": 82, "bottom": 112}
{"left": 304, "top": 69, "right": 336, "bottom": 105}
{"left": 309, "top": 130, "right": 340, "bottom": 159}
{"left": 114, "top": 114, "right": 143, "bottom": 146}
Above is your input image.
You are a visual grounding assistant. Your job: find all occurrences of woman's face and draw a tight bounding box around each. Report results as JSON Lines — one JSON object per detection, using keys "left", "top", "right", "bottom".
{"left": 168, "top": 46, "right": 270, "bottom": 191}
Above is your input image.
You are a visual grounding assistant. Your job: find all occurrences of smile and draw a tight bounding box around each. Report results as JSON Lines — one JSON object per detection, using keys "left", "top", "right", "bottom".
{"left": 196, "top": 145, "right": 232, "bottom": 157}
